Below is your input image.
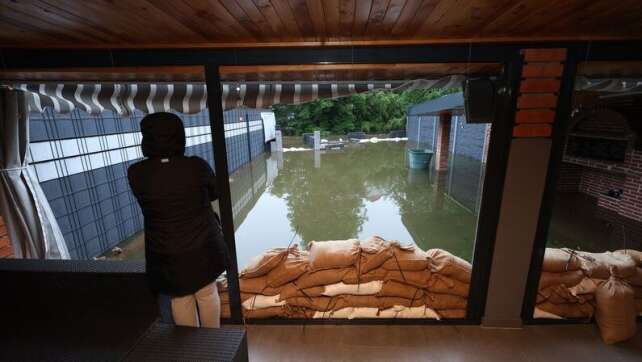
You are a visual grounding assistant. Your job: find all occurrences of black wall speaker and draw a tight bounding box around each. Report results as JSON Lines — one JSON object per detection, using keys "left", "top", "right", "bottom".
{"left": 464, "top": 78, "right": 495, "bottom": 124}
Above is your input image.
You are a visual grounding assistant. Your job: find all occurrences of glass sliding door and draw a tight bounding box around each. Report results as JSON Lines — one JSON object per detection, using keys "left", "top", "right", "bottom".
{"left": 530, "top": 62, "right": 642, "bottom": 326}
{"left": 215, "top": 63, "right": 503, "bottom": 320}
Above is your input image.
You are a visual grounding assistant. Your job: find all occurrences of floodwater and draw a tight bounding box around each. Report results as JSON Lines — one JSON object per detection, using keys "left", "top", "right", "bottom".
{"left": 106, "top": 141, "right": 487, "bottom": 267}
{"left": 232, "top": 141, "right": 484, "bottom": 268}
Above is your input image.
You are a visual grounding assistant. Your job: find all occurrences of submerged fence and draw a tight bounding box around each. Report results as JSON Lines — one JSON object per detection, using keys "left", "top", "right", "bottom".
{"left": 28, "top": 108, "right": 273, "bottom": 259}
{"left": 406, "top": 114, "right": 490, "bottom": 213}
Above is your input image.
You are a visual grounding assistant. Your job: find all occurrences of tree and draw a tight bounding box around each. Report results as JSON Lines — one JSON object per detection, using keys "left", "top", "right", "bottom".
{"left": 272, "top": 87, "right": 459, "bottom": 136}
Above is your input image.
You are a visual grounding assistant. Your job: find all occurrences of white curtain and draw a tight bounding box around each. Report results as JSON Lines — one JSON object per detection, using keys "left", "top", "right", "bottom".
{"left": 0, "top": 88, "right": 69, "bottom": 259}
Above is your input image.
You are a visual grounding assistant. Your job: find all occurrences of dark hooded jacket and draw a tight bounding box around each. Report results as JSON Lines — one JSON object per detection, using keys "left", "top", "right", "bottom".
{"left": 128, "top": 112, "right": 226, "bottom": 296}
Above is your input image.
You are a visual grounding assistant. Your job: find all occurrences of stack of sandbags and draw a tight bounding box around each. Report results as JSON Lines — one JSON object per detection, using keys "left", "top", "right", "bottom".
{"left": 239, "top": 244, "right": 309, "bottom": 318}
{"left": 425, "top": 248, "right": 471, "bottom": 318}
{"left": 534, "top": 248, "right": 593, "bottom": 318}
{"left": 285, "top": 237, "right": 397, "bottom": 319}
{"left": 228, "top": 236, "right": 473, "bottom": 319}
{"left": 615, "top": 249, "right": 642, "bottom": 316}
{"left": 289, "top": 237, "right": 470, "bottom": 319}
{"left": 576, "top": 250, "right": 637, "bottom": 280}
{"left": 534, "top": 247, "right": 642, "bottom": 324}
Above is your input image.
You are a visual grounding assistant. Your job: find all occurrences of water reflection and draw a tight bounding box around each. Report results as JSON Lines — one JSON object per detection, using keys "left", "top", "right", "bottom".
{"left": 233, "top": 141, "right": 485, "bottom": 268}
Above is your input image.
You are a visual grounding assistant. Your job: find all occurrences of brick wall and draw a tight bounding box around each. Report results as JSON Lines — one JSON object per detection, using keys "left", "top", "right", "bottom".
{"left": 555, "top": 103, "right": 642, "bottom": 223}
{"left": 579, "top": 168, "right": 627, "bottom": 198}
{"left": 558, "top": 148, "right": 642, "bottom": 223}
{"left": 557, "top": 163, "right": 583, "bottom": 192}
{"left": 619, "top": 149, "right": 642, "bottom": 221}
{"left": 0, "top": 216, "right": 13, "bottom": 258}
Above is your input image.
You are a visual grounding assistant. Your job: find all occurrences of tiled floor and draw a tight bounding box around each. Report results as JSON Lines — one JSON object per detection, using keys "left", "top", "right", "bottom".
{"left": 245, "top": 323, "right": 642, "bottom": 362}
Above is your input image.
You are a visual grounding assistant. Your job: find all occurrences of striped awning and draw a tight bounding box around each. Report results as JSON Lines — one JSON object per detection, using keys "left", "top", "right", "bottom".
{"left": 575, "top": 77, "right": 642, "bottom": 92}
{"left": 13, "top": 76, "right": 464, "bottom": 115}
{"left": 12, "top": 75, "right": 642, "bottom": 115}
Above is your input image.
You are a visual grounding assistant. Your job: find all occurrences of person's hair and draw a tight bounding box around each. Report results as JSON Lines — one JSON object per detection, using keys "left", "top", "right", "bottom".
{"left": 140, "top": 112, "right": 186, "bottom": 157}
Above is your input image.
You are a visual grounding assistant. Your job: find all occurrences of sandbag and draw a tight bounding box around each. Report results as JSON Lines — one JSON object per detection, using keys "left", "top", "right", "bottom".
{"left": 538, "top": 285, "right": 586, "bottom": 305}
{"left": 569, "top": 277, "right": 604, "bottom": 296}
{"left": 286, "top": 296, "right": 334, "bottom": 311}
{"left": 265, "top": 253, "right": 309, "bottom": 288}
{"left": 625, "top": 267, "right": 642, "bottom": 286}
{"left": 323, "top": 296, "right": 379, "bottom": 313}
{"left": 426, "top": 248, "right": 472, "bottom": 283}
{"left": 279, "top": 283, "right": 324, "bottom": 300}
{"left": 427, "top": 275, "right": 470, "bottom": 297}
{"left": 334, "top": 295, "right": 382, "bottom": 309}
{"left": 243, "top": 306, "right": 286, "bottom": 319}
{"left": 615, "top": 249, "right": 642, "bottom": 266}
{"left": 577, "top": 251, "right": 637, "bottom": 279}
{"left": 425, "top": 293, "right": 468, "bottom": 310}
{"left": 378, "top": 307, "right": 399, "bottom": 318}
{"left": 348, "top": 307, "right": 380, "bottom": 319}
{"left": 240, "top": 276, "right": 280, "bottom": 295}
{"left": 380, "top": 305, "right": 439, "bottom": 319}
{"left": 382, "top": 242, "right": 429, "bottom": 271}
{"left": 221, "top": 303, "right": 231, "bottom": 319}
{"left": 437, "top": 309, "right": 466, "bottom": 319}
{"left": 343, "top": 267, "right": 388, "bottom": 284}
{"left": 285, "top": 306, "right": 316, "bottom": 319}
{"left": 533, "top": 307, "right": 562, "bottom": 319}
{"left": 242, "top": 294, "right": 286, "bottom": 310}
{"left": 219, "top": 290, "right": 229, "bottom": 304}
{"left": 595, "top": 276, "right": 637, "bottom": 344}
{"left": 296, "top": 268, "right": 353, "bottom": 289}
{"left": 634, "top": 287, "right": 642, "bottom": 299}
{"left": 359, "top": 236, "right": 394, "bottom": 273}
{"left": 322, "top": 281, "right": 383, "bottom": 296}
{"left": 379, "top": 296, "right": 425, "bottom": 309}
{"left": 308, "top": 239, "right": 360, "bottom": 270}
{"left": 378, "top": 280, "right": 424, "bottom": 300}
{"left": 384, "top": 270, "right": 432, "bottom": 288}
{"left": 240, "top": 245, "right": 298, "bottom": 279}
{"left": 538, "top": 270, "right": 584, "bottom": 290}
{"left": 313, "top": 307, "right": 353, "bottom": 319}
{"left": 536, "top": 301, "right": 594, "bottom": 318}
{"left": 541, "top": 248, "right": 582, "bottom": 272}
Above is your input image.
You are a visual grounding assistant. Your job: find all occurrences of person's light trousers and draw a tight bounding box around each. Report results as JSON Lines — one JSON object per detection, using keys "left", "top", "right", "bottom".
{"left": 171, "top": 281, "right": 221, "bottom": 328}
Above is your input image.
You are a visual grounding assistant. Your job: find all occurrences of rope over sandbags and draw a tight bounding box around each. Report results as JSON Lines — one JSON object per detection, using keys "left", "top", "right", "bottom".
{"left": 534, "top": 247, "right": 642, "bottom": 344}
{"left": 220, "top": 235, "right": 472, "bottom": 319}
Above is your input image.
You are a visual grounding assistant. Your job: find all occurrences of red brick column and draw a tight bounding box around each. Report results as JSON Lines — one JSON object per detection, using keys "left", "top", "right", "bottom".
{"left": 434, "top": 112, "right": 452, "bottom": 171}
{"left": 0, "top": 216, "right": 13, "bottom": 258}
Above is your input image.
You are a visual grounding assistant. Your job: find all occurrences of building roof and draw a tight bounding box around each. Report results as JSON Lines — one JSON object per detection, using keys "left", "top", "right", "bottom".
{"left": 408, "top": 92, "right": 464, "bottom": 116}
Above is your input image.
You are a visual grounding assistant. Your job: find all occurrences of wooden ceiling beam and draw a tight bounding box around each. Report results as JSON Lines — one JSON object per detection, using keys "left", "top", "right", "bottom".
{"left": 2, "top": 34, "right": 641, "bottom": 49}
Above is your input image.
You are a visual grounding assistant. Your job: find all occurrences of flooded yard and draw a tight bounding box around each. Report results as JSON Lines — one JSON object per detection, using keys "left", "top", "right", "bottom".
{"left": 107, "top": 141, "right": 486, "bottom": 267}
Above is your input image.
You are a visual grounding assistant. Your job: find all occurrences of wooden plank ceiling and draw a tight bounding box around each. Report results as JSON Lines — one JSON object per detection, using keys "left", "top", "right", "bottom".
{"left": 0, "top": 0, "right": 641, "bottom": 48}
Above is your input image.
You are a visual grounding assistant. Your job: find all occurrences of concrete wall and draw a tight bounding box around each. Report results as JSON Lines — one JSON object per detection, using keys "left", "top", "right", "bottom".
{"left": 29, "top": 108, "right": 270, "bottom": 259}
{"left": 406, "top": 115, "right": 437, "bottom": 149}
{"left": 450, "top": 115, "right": 489, "bottom": 161}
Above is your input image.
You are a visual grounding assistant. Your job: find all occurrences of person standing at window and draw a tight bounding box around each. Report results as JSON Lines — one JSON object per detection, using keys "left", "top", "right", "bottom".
{"left": 128, "top": 112, "right": 227, "bottom": 328}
